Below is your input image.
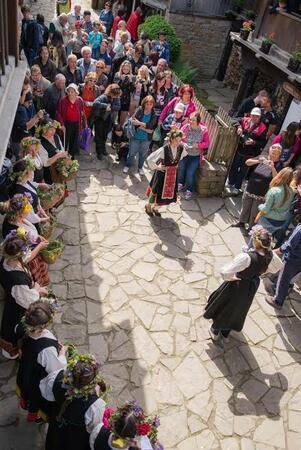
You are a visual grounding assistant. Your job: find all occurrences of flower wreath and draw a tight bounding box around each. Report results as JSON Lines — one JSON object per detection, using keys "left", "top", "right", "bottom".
{"left": 8, "top": 193, "right": 33, "bottom": 218}
{"left": 249, "top": 225, "right": 273, "bottom": 250}
{"left": 11, "top": 156, "right": 36, "bottom": 181}
{"left": 21, "top": 136, "right": 41, "bottom": 151}
{"left": 21, "top": 297, "right": 56, "bottom": 334}
{"left": 103, "top": 401, "right": 162, "bottom": 449}
{"left": 36, "top": 119, "right": 61, "bottom": 135}
{"left": 167, "top": 128, "right": 183, "bottom": 140}
{"left": 63, "top": 348, "right": 108, "bottom": 401}
{"left": 1, "top": 227, "right": 35, "bottom": 259}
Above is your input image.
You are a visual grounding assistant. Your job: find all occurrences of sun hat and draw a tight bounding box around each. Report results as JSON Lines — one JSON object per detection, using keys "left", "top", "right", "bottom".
{"left": 66, "top": 83, "right": 79, "bottom": 95}
{"left": 250, "top": 107, "right": 262, "bottom": 116}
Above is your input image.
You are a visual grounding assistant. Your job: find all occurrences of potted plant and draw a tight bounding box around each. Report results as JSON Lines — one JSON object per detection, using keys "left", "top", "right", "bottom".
{"left": 240, "top": 21, "right": 253, "bottom": 40}
{"left": 288, "top": 48, "right": 301, "bottom": 72}
{"left": 231, "top": 0, "right": 244, "bottom": 13}
{"left": 279, "top": 1, "right": 288, "bottom": 11}
{"left": 260, "top": 33, "right": 276, "bottom": 54}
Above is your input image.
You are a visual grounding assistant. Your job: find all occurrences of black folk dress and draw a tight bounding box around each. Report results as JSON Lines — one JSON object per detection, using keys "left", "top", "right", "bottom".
{"left": 146, "top": 144, "right": 184, "bottom": 206}
{"left": 204, "top": 250, "right": 272, "bottom": 332}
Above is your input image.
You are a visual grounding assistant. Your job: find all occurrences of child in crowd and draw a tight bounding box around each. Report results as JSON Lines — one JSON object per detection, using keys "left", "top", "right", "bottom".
{"left": 112, "top": 123, "right": 129, "bottom": 161}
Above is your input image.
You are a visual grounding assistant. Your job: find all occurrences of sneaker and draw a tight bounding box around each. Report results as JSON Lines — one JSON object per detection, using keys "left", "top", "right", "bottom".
{"left": 123, "top": 166, "right": 129, "bottom": 174}
{"left": 184, "top": 190, "right": 193, "bottom": 201}
{"left": 178, "top": 183, "right": 184, "bottom": 192}
{"left": 209, "top": 326, "right": 220, "bottom": 341}
{"left": 138, "top": 168, "right": 144, "bottom": 176}
{"left": 265, "top": 295, "right": 282, "bottom": 309}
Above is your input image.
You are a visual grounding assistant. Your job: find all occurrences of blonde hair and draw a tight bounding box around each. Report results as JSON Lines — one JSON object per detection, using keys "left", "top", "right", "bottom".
{"left": 118, "top": 60, "right": 132, "bottom": 77}
{"left": 31, "top": 65, "right": 41, "bottom": 74}
{"left": 85, "top": 72, "right": 97, "bottom": 82}
{"left": 270, "top": 167, "right": 294, "bottom": 207}
{"left": 96, "top": 60, "right": 106, "bottom": 69}
{"left": 137, "top": 65, "right": 150, "bottom": 83}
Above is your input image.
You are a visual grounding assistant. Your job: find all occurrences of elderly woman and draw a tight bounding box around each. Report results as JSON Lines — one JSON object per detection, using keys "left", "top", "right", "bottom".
{"left": 178, "top": 112, "right": 210, "bottom": 200}
{"left": 233, "top": 143, "right": 283, "bottom": 230}
{"left": 79, "top": 72, "right": 102, "bottom": 124}
{"left": 56, "top": 83, "right": 86, "bottom": 158}
{"left": 29, "top": 65, "right": 51, "bottom": 110}
{"left": 159, "top": 84, "right": 196, "bottom": 125}
{"left": 0, "top": 230, "right": 48, "bottom": 358}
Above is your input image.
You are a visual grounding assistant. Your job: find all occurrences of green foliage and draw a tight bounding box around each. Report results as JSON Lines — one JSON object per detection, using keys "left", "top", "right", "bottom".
{"left": 291, "top": 49, "right": 301, "bottom": 62}
{"left": 245, "top": 10, "right": 256, "bottom": 20}
{"left": 138, "top": 15, "right": 181, "bottom": 62}
{"left": 172, "top": 59, "right": 198, "bottom": 85}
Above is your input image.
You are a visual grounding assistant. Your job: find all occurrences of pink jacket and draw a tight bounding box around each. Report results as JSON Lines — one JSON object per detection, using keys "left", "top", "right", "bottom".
{"left": 181, "top": 122, "right": 210, "bottom": 162}
{"left": 159, "top": 96, "right": 196, "bottom": 123}
{"left": 272, "top": 133, "right": 301, "bottom": 158}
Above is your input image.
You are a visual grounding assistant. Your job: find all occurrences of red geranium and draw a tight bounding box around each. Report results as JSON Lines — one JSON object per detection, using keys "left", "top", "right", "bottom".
{"left": 137, "top": 422, "right": 151, "bottom": 436}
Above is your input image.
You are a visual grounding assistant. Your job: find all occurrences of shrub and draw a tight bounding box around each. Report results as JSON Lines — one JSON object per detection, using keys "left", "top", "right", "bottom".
{"left": 138, "top": 15, "right": 181, "bottom": 62}
{"left": 172, "top": 59, "right": 198, "bottom": 85}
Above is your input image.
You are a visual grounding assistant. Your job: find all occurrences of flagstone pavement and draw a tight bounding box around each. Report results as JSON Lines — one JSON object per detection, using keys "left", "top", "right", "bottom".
{"left": 1, "top": 148, "right": 301, "bottom": 450}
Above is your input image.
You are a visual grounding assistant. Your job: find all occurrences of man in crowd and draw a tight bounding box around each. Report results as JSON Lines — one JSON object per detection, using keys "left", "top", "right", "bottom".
{"left": 60, "top": 54, "right": 83, "bottom": 86}
{"left": 42, "top": 74, "right": 66, "bottom": 119}
{"left": 49, "top": 13, "right": 71, "bottom": 47}
{"left": 98, "top": 40, "right": 112, "bottom": 73}
{"left": 29, "top": 65, "right": 51, "bottom": 110}
{"left": 33, "top": 46, "right": 57, "bottom": 82}
{"left": 234, "top": 89, "right": 269, "bottom": 118}
{"left": 77, "top": 46, "right": 97, "bottom": 79}
{"left": 20, "top": 5, "right": 40, "bottom": 66}
{"left": 127, "top": 6, "right": 143, "bottom": 42}
{"left": 67, "top": 3, "right": 82, "bottom": 29}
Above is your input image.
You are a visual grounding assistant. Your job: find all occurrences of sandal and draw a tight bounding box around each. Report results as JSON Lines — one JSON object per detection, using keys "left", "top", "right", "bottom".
{"left": 145, "top": 205, "right": 154, "bottom": 216}
{"left": 153, "top": 209, "right": 161, "bottom": 217}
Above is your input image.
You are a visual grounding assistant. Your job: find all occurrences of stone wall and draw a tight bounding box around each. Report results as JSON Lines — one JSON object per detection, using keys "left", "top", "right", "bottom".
{"left": 224, "top": 43, "right": 242, "bottom": 90}
{"left": 167, "top": 12, "right": 231, "bottom": 80}
{"left": 195, "top": 160, "right": 228, "bottom": 197}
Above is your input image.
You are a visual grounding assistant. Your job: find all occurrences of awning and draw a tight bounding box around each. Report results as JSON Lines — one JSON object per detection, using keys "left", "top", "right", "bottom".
{"left": 142, "top": 0, "right": 168, "bottom": 11}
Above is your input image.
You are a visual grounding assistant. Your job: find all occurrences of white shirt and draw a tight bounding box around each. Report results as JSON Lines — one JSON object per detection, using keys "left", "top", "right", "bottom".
{"left": 146, "top": 145, "right": 188, "bottom": 171}
{"left": 33, "top": 329, "right": 67, "bottom": 374}
{"left": 220, "top": 253, "right": 251, "bottom": 280}
{"left": 3, "top": 260, "right": 39, "bottom": 309}
{"left": 40, "top": 369, "right": 106, "bottom": 433}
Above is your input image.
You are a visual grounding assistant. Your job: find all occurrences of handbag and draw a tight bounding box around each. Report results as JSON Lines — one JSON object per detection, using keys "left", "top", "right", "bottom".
{"left": 124, "top": 117, "right": 136, "bottom": 140}
{"left": 79, "top": 127, "right": 93, "bottom": 152}
{"left": 152, "top": 126, "right": 161, "bottom": 142}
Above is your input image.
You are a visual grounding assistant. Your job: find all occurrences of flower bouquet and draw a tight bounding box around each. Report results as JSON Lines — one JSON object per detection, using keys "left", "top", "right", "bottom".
{"left": 41, "top": 239, "right": 63, "bottom": 264}
{"left": 39, "top": 212, "right": 57, "bottom": 239}
{"left": 54, "top": 157, "right": 79, "bottom": 182}
{"left": 38, "top": 183, "right": 65, "bottom": 210}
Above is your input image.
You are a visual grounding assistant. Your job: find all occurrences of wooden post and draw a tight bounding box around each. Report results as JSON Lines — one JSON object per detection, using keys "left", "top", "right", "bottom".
{"left": 231, "top": 68, "right": 256, "bottom": 114}
{"left": 7, "top": 0, "right": 19, "bottom": 65}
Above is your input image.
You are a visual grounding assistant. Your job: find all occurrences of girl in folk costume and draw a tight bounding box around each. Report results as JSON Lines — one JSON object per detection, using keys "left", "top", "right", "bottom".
{"left": 40, "top": 351, "right": 107, "bottom": 450}
{"left": 204, "top": 226, "right": 273, "bottom": 343}
{"left": 145, "top": 129, "right": 187, "bottom": 217}
{"left": 2, "top": 193, "right": 50, "bottom": 287}
{"left": 0, "top": 230, "right": 48, "bottom": 358}
{"left": 90, "top": 401, "right": 163, "bottom": 450}
{"left": 16, "top": 300, "right": 67, "bottom": 423}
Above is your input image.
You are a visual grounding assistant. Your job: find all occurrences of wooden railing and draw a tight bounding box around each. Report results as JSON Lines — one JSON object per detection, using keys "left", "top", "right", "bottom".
{"left": 172, "top": 73, "right": 239, "bottom": 167}
{"left": 0, "top": 0, "right": 19, "bottom": 81}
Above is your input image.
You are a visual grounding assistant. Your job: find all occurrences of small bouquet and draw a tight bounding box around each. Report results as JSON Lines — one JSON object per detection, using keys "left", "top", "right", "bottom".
{"left": 41, "top": 239, "right": 63, "bottom": 264}
{"left": 55, "top": 157, "right": 79, "bottom": 181}
{"left": 39, "top": 212, "right": 57, "bottom": 239}
{"left": 38, "top": 183, "right": 65, "bottom": 210}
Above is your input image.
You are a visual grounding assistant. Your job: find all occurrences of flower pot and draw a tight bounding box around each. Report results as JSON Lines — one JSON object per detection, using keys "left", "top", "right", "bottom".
{"left": 240, "top": 29, "right": 250, "bottom": 40}
{"left": 260, "top": 41, "right": 272, "bottom": 54}
{"left": 287, "top": 58, "right": 300, "bottom": 73}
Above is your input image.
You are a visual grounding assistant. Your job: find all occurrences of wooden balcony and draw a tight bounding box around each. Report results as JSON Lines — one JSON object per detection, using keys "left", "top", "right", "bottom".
{"left": 0, "top": 0, "right": 27, "bottom": 169}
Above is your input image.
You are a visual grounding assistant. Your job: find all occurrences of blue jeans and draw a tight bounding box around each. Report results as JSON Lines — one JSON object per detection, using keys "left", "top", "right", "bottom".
{"left": 178, "top": 155, "right": 200, "bottom": 192}
{"left": 24, "top": 48, "right": 37, "bottom": 67}
{"left": 126, "top": 139, "right": 150, "bottom": 170}
{"left": 274, "top": 259, "right": 301, "bottom": 306}
{"left": 228, "top": 152, "right": 249, "bottom": 189}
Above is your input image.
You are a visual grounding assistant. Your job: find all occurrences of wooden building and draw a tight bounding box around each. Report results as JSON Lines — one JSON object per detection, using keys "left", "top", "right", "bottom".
{"left": 224, "top": 0, "right": 301, "bottom": 126}
{"left": 0, "top": 0, "right": 27, "bottom": 170}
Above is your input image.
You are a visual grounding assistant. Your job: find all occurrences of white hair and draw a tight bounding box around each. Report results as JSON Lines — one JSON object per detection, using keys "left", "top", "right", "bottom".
{"left": 55, "top": 74, "right": 66, "bottom": 81}
{"left": 81, "top": 46, "right": 91, "bottom": 55}
{"left": 68, "top": 54, "right": 77, "bottom": 62}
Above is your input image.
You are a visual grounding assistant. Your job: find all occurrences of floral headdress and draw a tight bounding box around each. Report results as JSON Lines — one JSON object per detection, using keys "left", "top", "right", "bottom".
{"left": 21, "top": 298, "right": 56, "bottom": 334}
{"left": 36, "top": 119, "right": 61, "bottom": 135}
{"left": 7, "top": 193, "right": 33, "bottom": 219}
{"left": 11, "top": 156, "right": 36, "bottom": 181}
{"left": 63, "top": 348, "right": 107, "bottom": 401}
{"left": 104, "top": 401, "right": 162, "bottom": 449}
{"left": 249, "top": 225, "right": 273, "bottom": 250}
{"left": 167, "top": 129, "right": 183, "bottom": 140}
{"left": 1, "top": 228, "right": 35, "bottom": 260}
{"left": 21, "top": 136, "right": 41, "bottom": 151}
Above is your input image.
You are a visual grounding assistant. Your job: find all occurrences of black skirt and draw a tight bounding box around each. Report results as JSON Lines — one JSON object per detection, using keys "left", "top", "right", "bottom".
{"left": 147, "top": 169, "right": 178, "bottom": 206}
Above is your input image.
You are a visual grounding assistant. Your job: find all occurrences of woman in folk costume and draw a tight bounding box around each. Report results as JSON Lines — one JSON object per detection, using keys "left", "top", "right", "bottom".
{"left": 0, "top": 230, "right": 48, "bottom": 359}
{"left": 90, "top": 401, "right": 163, "bottom": 450}
{"left": 40, "top": 350, "right": 107, "bottom": 450}
{"left": 145, "top": 129, "right": 187, "bottom": 217}
{"left": 16, "top": 300, "right": 66, "bottom": 423}
{"left": 204, "top": 226, "right": 273, "bottom": 343}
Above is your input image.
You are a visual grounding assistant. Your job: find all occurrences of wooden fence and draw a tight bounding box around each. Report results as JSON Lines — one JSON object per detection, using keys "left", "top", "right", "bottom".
{"left": 172, "top": 74, "right": 239, "bottom": 167}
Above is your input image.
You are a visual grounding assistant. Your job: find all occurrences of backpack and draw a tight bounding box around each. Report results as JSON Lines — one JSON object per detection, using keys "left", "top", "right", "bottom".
{"left": 37, "top": 23, "right": 45, "bottom": 46}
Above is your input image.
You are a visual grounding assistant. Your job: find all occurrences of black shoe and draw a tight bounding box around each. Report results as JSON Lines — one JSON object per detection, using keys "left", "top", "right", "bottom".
{"left": 96, "top": 154, "right": 103, "bottom": 160}
{"left": 231, "top": 222, "right": 245, "bottom": 228}
{"left": 265, "top": 295, "right": 282, "bottom": 309}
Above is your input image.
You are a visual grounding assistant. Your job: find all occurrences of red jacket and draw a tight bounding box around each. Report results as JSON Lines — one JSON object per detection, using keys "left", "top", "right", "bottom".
{"left": 127, "top": 11, "right": 141, "bottom": 42}
{"left": 56, "top": 96, "right": 85, "bottom": 134}
{"left": 111, "top": 15, "right": 122, "bottom": 39}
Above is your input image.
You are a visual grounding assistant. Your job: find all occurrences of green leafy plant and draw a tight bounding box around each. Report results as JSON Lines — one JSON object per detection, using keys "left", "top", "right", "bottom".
{"left": 172, "top": 59, "right": 198, "bottom": 85}
{"left": 245, "top": 10, "right": 256, "bottom": 20}
{"left": 291, "top": 48, "right": 301, "bottom": 62}
{"left": 138, "top": 15, "right": 181, "bottom": 62}
{"left": 263, "top": 32, "right": 276, "bottom": 45}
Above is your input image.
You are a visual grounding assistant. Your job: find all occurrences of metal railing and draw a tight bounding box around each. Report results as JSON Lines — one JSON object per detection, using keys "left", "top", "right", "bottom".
{"left": 0, "top": 0, "right": 19, "bottom": 79}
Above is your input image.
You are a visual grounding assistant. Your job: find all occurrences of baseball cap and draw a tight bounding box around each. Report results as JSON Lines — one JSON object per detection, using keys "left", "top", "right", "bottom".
{"left": 174, "top": 103, "right": 185, "bottom": 113}
{"left": 250, "top": 107, "right": 262, "bottom": 116}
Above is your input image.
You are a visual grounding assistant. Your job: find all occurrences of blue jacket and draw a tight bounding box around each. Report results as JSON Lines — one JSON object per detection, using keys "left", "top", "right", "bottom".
{"left": 21, "top": 19, "right": 40, "bottom": 52}
{"left": 99, "top": 9, "right": 114, "bottom": 34}
{"left": 281, "top": 224, "right": 301, "bottom": 263}
{"left": 154, "top": 41, "right": 170, "bottom": 63}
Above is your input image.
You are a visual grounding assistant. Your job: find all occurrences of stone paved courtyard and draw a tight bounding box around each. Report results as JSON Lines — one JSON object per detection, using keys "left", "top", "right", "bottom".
{"left": 1, "top": 147, "right": 301, "bottom": 449}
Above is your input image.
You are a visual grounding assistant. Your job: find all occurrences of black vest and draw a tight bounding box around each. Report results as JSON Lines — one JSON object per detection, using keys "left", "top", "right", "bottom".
{"left": 163, "top": 144, "right": 184, "bottom": 166}
{"left": 238, "top": 251, "right": 272, "bottom": 280}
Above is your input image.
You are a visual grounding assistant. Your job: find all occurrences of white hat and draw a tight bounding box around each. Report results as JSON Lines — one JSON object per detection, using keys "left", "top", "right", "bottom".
{"left": 174, "top": 102, "right": 185, "bottom": 113}
{"left": 250, "top": 107, "right": 262, "bottom": 116}
{"left": 66, "top": 83, "right": 79, "bottom": 95}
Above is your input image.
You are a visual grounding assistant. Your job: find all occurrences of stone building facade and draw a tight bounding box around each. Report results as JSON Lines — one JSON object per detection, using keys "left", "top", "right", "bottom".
{"left": 166, "top": 11, "right": 231, "bottom": 80}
